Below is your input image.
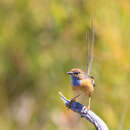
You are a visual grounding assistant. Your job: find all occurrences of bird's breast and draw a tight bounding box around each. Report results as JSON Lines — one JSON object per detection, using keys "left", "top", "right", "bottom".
{"left": 70, "top": 77, "right": 94, "bottom": 95}
{"left": 71, "top": 76, "right": 81, "bottom": 86}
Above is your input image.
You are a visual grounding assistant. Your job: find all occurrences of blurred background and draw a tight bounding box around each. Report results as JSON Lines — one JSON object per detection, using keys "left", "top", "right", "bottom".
{"left": 0, "top": 0, "right": 130, "bottom": 130}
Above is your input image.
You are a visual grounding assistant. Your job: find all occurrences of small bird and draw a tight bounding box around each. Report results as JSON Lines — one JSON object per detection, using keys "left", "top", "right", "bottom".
{"left": 67, "top": 20, "right": 95, "bottom": 110}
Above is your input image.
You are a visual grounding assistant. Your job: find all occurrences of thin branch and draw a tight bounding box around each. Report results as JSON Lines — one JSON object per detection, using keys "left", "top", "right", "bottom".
{"left": 86, "top": 31, "right": 90, "bottom": 74}
{"left": 118, "top": 104, "right": 128, "bottom": 130}
{"left": 59, "top": 92, "right": 109, "bottom": 130}
{"left": 88, "top": 19, "right": 95, "bottom": 74}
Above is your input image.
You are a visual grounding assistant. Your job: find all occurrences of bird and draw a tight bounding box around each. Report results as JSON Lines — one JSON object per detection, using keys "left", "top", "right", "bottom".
{"left": 67, "top": 20, "right": 95, "bottom": 110}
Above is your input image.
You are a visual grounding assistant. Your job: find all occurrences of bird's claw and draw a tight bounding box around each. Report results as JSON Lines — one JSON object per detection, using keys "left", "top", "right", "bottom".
{"left": 68, "top": 94, "right": 81, "bottom": 108}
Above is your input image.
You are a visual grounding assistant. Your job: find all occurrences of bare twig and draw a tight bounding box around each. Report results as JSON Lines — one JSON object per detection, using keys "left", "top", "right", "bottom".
{"left": 118, "top": 104, "right": 128, "bottom": 130}
{"left": 88, "top": 19, "right": 95, "bottom": 74}
{"left": 59, "top": 92, "right": 109, "bottom": 130}
{"left": 86, "top": 31, "right": 90, "bottom": 74}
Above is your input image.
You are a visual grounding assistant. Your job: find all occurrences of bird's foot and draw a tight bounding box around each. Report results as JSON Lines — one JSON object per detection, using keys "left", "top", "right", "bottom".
{"left": 68, "top": 94, "right": 81, "bottom": 108}
{"left": 68, "top": 99, "right": 74, "bottom": 108}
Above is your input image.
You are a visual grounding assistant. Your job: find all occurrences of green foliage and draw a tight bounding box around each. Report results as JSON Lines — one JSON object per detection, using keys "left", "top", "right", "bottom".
{"left": 0, "top": 0, "right": 130, "bottom": 129}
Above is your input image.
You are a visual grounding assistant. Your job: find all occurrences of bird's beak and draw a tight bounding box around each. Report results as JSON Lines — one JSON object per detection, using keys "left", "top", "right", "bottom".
{"left": 67, "top": 72, "right": 73, "bottom": 75}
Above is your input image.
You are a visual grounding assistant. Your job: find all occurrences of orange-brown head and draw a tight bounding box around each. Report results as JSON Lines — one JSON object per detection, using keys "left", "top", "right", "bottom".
{"left": 67, "top": 68, "right": 85, "bottom": 80}
{"left": 67, "top": 68, "right": 95, "bottom": 87}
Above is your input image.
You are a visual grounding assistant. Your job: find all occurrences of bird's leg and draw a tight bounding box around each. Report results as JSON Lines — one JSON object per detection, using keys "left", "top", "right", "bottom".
{"left": 71, "top": 94, "right": 81, "bottom": 101}
{"left": 68, "top": 94, "right": 81, "bottom": 108}
{"left": 80, "top": 94, "right": 91, "bottom": 118}
{"left": 87, "top": 94, "right": 91, "bottom": 110}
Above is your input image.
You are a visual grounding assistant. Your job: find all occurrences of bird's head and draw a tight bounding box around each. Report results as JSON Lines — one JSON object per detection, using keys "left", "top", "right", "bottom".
{"left": 67, "top": 68, "right": 95, "bottom": 86}
{"left": 67, "top": 68, "right": 85, "bottom": 80}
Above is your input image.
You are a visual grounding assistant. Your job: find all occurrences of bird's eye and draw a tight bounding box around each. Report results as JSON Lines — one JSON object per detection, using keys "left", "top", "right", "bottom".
{"left": 73, "top": 72, "right": 79, "bottom": 74}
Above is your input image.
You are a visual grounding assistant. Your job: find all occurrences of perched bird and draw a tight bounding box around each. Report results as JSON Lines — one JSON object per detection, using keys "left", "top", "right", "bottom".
{"left": 67, "top": 20, "right": 95, "bottom": 110}
{"left": 67, "top": 68, "right": 95, "bottom": 110}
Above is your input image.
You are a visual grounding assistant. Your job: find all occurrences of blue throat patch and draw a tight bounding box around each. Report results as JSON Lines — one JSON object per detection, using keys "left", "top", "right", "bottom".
{"left": 71, "top": 76, "right": 81, "bottom": 86}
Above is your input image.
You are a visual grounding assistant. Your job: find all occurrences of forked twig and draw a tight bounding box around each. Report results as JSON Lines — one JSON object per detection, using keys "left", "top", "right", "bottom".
{"left": 59, "top": 92, "right": 109, "bottom": 130}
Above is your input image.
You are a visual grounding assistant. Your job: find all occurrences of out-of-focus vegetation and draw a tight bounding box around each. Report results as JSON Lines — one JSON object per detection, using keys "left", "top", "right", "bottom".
{"left": 0, "top": 0, "right": 130, "bottom": 130}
